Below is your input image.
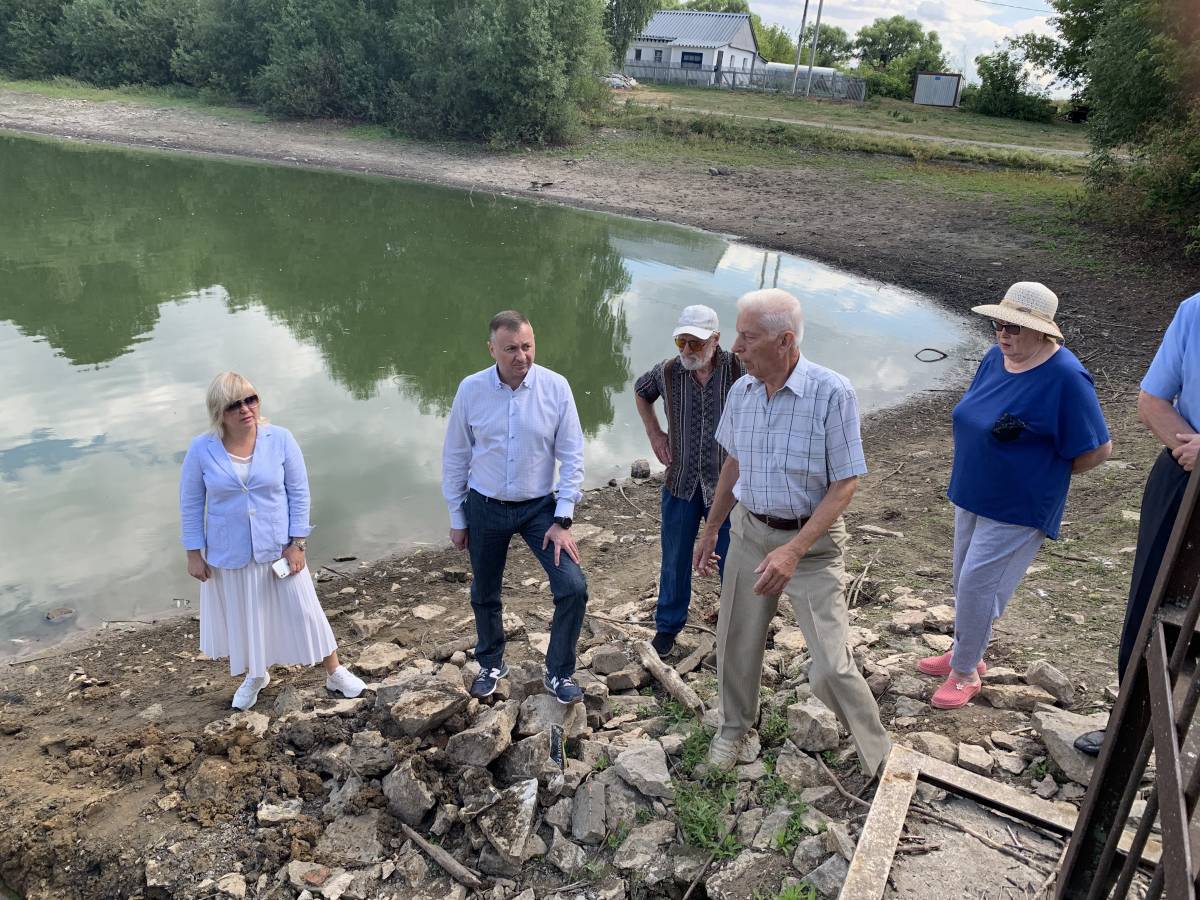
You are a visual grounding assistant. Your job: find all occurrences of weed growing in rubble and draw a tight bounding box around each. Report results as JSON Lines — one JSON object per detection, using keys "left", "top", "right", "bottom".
{"left": 675, "top": 779, "right": 740, "bottom": 860}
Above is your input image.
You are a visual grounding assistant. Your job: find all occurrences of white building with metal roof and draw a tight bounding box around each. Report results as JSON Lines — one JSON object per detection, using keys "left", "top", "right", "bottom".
{"left": 624, "top": 10, "right": 764, "bottom": 85}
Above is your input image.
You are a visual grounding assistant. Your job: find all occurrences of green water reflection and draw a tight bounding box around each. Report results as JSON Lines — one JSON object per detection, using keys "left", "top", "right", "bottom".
{"left": 0, "top": 133, "right": 977, "bottom": 651}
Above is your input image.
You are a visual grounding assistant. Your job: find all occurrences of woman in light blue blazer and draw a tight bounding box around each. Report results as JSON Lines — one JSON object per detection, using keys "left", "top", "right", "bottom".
{"left": 180, "top": 371, "right": 365, "bottom": 710}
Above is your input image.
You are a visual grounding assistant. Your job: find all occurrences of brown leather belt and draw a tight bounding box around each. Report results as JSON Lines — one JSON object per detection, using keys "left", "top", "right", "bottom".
{"left": 749, "top": 510, "right": 809, "bottom": 530}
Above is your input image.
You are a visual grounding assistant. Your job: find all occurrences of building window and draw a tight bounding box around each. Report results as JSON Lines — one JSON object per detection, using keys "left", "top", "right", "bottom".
{"left": 680, "top": 51, "right": 702, "bottom": 69}
{"left": 742, "top": 58, "right": 748, "bottom": 70}
{"left": 654, "top": 49, "right": 663, "bottom": 63}
{"left": 634, "top": 48, "right": 642, "bottom": 61}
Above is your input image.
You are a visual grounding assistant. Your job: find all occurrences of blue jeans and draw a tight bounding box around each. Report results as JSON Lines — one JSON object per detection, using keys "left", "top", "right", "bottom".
{"left": 657, "top": 486, "right": 731, "bottom": 636}
{"left": 465, "top": 490, "right": 588, "bottom": 678}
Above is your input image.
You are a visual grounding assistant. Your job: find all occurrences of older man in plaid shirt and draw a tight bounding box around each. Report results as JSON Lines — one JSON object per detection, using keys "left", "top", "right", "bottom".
{"left": 634, "top": 305, "right": 744, "bottom": 658}
{"left": 694, "top": 288, "right": 891, "bottom": 776}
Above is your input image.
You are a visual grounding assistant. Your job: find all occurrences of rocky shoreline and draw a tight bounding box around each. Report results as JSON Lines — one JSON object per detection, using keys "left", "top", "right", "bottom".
{"left": 0, "top": 461, "right": 1154, "bottom": 900}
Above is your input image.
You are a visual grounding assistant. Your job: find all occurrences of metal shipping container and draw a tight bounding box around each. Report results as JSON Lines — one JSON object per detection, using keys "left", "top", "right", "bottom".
{"left": 913, "top": 72, "right": 963, "bottom": 107}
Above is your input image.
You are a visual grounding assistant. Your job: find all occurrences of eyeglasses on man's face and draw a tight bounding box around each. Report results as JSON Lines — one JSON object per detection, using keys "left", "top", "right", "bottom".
{"left": 674, "top": 336, "right": 709, "bottom": 352}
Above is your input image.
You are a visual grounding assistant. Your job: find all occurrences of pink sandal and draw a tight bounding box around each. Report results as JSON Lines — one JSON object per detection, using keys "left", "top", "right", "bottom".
{"left": 930, "top": 675, "right": 982, "bottom": 709}
{"left": 917, "top": 651, "right": 986, "bottom": 678}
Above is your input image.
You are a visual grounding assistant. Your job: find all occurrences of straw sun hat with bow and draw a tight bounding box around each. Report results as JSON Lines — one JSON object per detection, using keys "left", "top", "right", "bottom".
{"left": 971, "top": 282, "right": 1064, "bottom": 341}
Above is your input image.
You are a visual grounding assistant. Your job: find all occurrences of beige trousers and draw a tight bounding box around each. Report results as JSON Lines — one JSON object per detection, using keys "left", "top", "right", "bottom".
{"left": 715, "top": 504, "right": 891, "bottom": 776}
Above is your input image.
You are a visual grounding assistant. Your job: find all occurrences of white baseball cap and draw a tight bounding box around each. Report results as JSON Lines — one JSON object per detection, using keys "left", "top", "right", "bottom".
{"left": 672, "top": 305, "right": 719, "bottom": 340}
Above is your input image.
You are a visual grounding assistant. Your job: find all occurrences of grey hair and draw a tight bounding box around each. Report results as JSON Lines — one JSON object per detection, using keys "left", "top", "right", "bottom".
{"left": 489, "top": 310, "right": 530, "bottom": 340}
{"left": 736, "top": 289, "right": 805, "bottom": 343}
{"left": 206, "top": 371, "right": 265, "bottom": 437}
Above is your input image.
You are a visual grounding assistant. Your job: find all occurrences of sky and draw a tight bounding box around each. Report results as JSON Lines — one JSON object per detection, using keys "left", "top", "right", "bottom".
{"left": 751, "top": 0, "right": 1062, "bottom": 91}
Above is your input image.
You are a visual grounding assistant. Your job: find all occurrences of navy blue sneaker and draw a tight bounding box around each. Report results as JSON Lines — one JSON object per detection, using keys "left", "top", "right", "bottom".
{"left": 544, "top": 673, "right": 584, "bottom": 705}
{"left": 469, "top": 663, "right": 509, "bottom": 699}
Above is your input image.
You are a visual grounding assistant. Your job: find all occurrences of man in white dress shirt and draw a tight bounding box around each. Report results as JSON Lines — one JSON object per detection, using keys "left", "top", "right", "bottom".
{"left": 442, "top": 310, "right": 587, "bottom": 704}
{"left": 694, "top": 289, "right": 891, "bottom": 776}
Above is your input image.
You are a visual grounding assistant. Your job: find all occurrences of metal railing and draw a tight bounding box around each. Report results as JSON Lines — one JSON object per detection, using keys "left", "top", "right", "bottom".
{"left": 622, "top": 63, "right": 867, "bottom": 102}
{"left": 1058, "top": 463, "right": 1200, "bottom": 898}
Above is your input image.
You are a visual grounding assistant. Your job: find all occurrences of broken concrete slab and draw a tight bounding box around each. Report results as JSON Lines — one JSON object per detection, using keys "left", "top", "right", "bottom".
{"left": 981, "top": 684, "right": 1056, "bottom": 712}
{"left": 446, "top": 700, "right": 519, "bottom": 767}
{"left": 612, "top": 820, "right": 675, "bottom": 884}
{"left": 1031, "top": 703, "right": 1107, "bottom": 786}
{"left": 352, "top": 642, "right": 412, "bottom": 677}
{"left": 571, "top": 780, "right": 606, "bottom": 844}
{"left": 787, "top": 698, "right": 839, "bottom": 752}
{"left": 477, "top": 778, "right": 539, "bottom": 866}
{"left": 613, "top": 741, "right": 674, "bottom": 800}
{"left": 382, "top": 757, "right": 437, "bottom": 826}
{"left": 1025, "top": 660, "right": 1075, "bottom": 706}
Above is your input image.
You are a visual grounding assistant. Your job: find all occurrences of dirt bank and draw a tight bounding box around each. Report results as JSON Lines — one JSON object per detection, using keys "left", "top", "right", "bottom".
{"left": 0, "top": 90, "right": 1196, "bottom": 899}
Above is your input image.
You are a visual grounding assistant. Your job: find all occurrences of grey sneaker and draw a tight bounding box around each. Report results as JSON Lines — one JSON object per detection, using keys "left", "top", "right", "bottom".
{"left": 470, "top": 663, "right": 509, "bottom": 699}
{"left": 707, "top": 734, "right": 740, "bottom": 770}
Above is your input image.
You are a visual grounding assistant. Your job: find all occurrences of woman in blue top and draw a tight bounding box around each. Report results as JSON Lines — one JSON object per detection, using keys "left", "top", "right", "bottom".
{"left": 180, "top": 372, "right": 366, "bottom": 711}
{"left": 917, "top": 283, "right": 1112, "bottom": 709}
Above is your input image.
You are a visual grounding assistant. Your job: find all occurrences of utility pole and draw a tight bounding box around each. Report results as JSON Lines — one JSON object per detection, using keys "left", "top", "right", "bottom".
{"left": 803, "top": 0, "right": 825, "bottom": 98}
{"left": 789, "top": 0, "right": 811, "bottom": 95}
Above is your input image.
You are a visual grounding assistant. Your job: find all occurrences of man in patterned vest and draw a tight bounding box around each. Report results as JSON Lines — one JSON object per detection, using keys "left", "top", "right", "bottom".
{"left": 635, "top": 305, "right": 744, "bottom": 657}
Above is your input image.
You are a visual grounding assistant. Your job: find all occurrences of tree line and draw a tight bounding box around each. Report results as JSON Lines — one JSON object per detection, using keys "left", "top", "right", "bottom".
{"left": 0, "top": 0, "right": 609, "bottom": 144}
{"left": 1011, "top": 0, "right": 1199, "bottom": 253}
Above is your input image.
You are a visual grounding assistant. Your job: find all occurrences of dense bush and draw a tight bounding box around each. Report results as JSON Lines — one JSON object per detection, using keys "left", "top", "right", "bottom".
{"left": 0, "top": 0, "right": 609, "bottom": 144}
{"left": 967, "top": 49, "right": 1056, "bottom": 123}
{"left": 0, "top": 0, "right": 66, "bottom": 77}
{"left": 1085, "top": 0, "right": 1199, "bottom": 253}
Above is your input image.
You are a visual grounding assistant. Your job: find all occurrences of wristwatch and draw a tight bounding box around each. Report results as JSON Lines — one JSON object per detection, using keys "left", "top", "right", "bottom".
{"left": 288, "top": 538, "right": 307, "bottom": 551}
{"left": 553, "top": 516, "right": 573, "bottom": 530}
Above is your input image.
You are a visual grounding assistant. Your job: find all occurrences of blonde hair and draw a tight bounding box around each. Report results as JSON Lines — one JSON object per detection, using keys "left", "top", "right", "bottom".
{"left": 206, "top": 371, "right": 265, "bottom": 437}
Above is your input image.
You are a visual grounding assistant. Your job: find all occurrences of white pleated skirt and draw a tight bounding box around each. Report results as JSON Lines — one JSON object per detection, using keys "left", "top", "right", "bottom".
{"left": 200, "top": 562, "right": 337, "bottom": 678}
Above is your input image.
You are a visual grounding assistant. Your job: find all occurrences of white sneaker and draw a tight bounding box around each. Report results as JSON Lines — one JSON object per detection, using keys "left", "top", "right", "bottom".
{"left": 707, "top": 734, "right": 740, "bottom": 770}
{"left": 326, "top": 665, "right": 366, "bottom": 698}
{"left": 232, "top": 671, "right": 270, "bottom": 710}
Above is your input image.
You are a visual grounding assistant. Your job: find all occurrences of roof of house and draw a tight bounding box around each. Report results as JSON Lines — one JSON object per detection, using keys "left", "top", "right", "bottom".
{"left": 636, "top": 10, "right": 757, "bottom": 50}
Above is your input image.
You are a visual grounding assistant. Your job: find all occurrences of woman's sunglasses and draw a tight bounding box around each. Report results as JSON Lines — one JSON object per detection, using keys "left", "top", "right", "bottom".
{"left": 674, "top": 336, "right": 709, "bottom": 352}
{"left": 990, "top": 320, "right": 1023, "bottom": 336}
{"left": 224, "top": 394, "right": 259, "bottom": 413}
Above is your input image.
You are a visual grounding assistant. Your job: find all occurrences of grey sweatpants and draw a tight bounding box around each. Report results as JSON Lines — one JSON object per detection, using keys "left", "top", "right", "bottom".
{"left": 949, "top": 506, "right": 1046, "bottom": 673}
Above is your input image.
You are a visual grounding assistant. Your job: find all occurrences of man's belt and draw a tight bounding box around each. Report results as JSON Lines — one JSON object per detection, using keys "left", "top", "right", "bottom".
{"left": 471, "top": 489, "right": 544, "bottom": 507}
{"left": 749, "top": 510, "right": 809, "bottom": 531}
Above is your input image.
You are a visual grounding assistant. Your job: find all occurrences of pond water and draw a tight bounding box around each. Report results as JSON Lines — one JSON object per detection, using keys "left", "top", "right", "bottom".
{"left": 0, "top": 132, "right": 978, "bottom": 652}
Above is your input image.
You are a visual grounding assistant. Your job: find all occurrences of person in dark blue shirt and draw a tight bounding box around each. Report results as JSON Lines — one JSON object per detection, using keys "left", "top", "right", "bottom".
{"left": 916, "top": 283, "right": 1112, "bottom": 709}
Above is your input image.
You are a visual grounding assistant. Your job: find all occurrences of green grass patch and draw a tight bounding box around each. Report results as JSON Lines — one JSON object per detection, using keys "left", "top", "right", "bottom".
{"left": 625, "top": 83, "right": 1089, "bottom": 153}
{"left": 772, "top": 807, "right": 812, "bottom": 855}
{"left": 0, "top": 75, "right": 268, "bottom": 121}
{"left": 678, "top": 723, "right": 713, "bottom": 777}
{"left": 594, "top": 104, "right": 1086, "bottom": 174}
{"left": 760, "top": 705, "right": 790, "bottom": 749}
{"left": 771, "top": 883, "right": 817, "bottom": 900}
{"left": 606, "top": 820, "right": 632, "bottom": 849}
{"left": 755, "top": 773, "right": 798, "bottom": 808}
{"left": 674, "top": 778, "right": 742, "bottom": 860}
{"left": 662, "top": 699, "right": 694, "bottom": 728}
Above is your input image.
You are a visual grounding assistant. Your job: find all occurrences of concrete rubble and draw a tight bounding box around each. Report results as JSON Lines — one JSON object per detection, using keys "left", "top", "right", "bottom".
{"left": 20, "top": 555, "right": 1106, "bottom": 900}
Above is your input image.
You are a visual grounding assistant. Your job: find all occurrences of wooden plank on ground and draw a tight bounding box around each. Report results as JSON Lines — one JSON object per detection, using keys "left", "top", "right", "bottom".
{"left": 915, "top": 749, "right": 1161, "bottom": 867}
{"left": 841, "top": 745, "right": 922, "bottom": 900}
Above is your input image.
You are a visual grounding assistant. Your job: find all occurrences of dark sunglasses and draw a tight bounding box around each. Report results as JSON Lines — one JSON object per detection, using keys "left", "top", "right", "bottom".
{"left": 224, "top": 394, "right": 259, "bottom": 413}
{"left": 990, "top": 319, "right": 1023, "bottom": 336}
{"left": 675, "top": 336, "right": 709, "bottom": 352}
